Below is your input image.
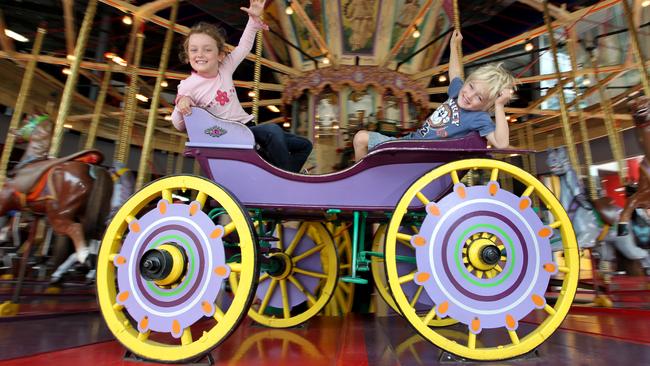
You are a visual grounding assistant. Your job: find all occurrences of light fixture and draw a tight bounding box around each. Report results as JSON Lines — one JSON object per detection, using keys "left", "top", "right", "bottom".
{"left": 412, "top": 27, "right": 421, "bottom": 39}
{"left": 135, "top": 94, "right": 149, "bottom": 102}
{"left": 62, "top": 68, "right": 71, "bottom": 75}
{"left": 524, "top": 41, "right": 534, "bottom": 52}
{"left": 322, "top": 57, "right": 330, "bottom": 65}
{"left": 438, "top": 74, "right": 447, "bottom": 82}
{"left": 160, "top": 80, "right": 168, "bottom": 88}
{"left": 248, "top": 90, "right": 256, "bottom": 97}
{"left": 267, "top": 105, "right": 280, "bottom": 113}
{"left": 643, "top": 0, "right": 650, "bottom": 7}
{"left": 582, "top": 78, "right": 591, "bottom": 86}
{"left": 63, "top": 123, "right": 73, "bottom": 129}
{"left": 285, "top": 6, "right": 294, "bottom": 15}
{"left": 122, "top": 15, "right": 133, "bottom": 25}
{"left": 104, "top": 52, "right": 116, "bottom": 60}
{"left": 111, "top": 56, "right": 128, "bottom": 67}
{"left": 164, "top": 115, "right": 172, "bottom": 121}
{"left": 282, "top": 121, "right": 290, "bottom": 128}
{"left": 66, "top": 54, "right": 76, "bottom": 61}
{"left": 4, "top": 29, "right": 28, "bottom": 43}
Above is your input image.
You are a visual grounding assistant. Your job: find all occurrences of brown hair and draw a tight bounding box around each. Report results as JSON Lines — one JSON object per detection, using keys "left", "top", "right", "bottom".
{"left": 179, "top": 22, "right": 227, "bottom": 64}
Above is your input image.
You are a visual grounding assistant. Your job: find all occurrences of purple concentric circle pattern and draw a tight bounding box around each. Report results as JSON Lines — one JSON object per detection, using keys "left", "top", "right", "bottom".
{"left": 115, "top": 200, "right": 230, "bottom": 338}
{"left": 412, "top": 183, "right": 555, "bottom": 331}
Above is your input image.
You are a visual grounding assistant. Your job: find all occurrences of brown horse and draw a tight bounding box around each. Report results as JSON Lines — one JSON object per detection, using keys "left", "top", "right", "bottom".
{"left": 619, "top": 96, "right": 650, "bottom": 236}
{"left": 0, "top": 116, "right": 113, "bottom": 271}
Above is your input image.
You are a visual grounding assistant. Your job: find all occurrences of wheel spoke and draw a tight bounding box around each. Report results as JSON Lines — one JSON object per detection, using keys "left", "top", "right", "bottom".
{"left": 558, "top": 266, "right": 570, "bottom": 273}
{"left": 284, "top": 223, "right": 309, "bottom": 256}
{"left": 293, "top": 267, "right": 327, "bottom": 279}
{"left": 508, "top": 329, "right": 520, "bottom": 344}
{"left": 181, "top": 327, "right": 193, "bottom": 345}
{"left": 195, "top": 191, "right": 207, "bottom": 208}
{"left": 410, "top": 286, "right": 424, "bottom": 307}
{"left": 137, "top": 331, "right": 150, "bottom": 341}
{"left": 549, "top": 220, "right": 561, "bottom": 229}
{"left": 422, "top": 306, "right": 437, "bottom": 325}
{"left": 259, "top": 273, "right": 270, "bottom": 283}
{"left": 228, "top": 262, "right": 242, "bottom": 273}
{"left": 292, "top": 243, "right": 326, "bottom": 263}
{"left": 223, "top": 221, "right": 237, "bottom": 235}
{"left": 398, "top": 271, "right": 415, "bottom": 285}
{"left": 280, "top": 280, "right": 291, "bottom": 319}
{"left": 490, "top": 168, "right": 499, "bottom": 181}
{"left": 275, "top": 223, "right": 284, "bottom": 251}
{"left": 213, "top": 306, "right": 225, "bottom": 322}
{"left": 522, "top": 185, "right": 534, "bottom": 197}
{"left": 287, "top": 275, "right": 317, "bottom": 305}
{"left": 415, "top": 191, "right": 430, "bottom": 205}
{"left": 162, "top": 188, "right": 173, "bottom": 202}
{"left": 451, "top": 170, "right": 460, "bottom": 184}
{"left": 258, "top": 279, "right": 278, "bottom": 314}
{"left": 544, "top": 304, "right": 556, "bottom": 315}
{"left": 467, "top": 331, "right": 476, "bottom": 350}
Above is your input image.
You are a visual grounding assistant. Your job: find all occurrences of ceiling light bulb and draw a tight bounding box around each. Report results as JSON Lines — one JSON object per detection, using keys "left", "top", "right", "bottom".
{"left": 412, "top": 29, "right": 421, "bottom": 38}
{"left": 438, "top": 75, "right": 447, "bottom": 82}
{"left": 248, "top": 91, "right": 256, "bottom": 97}
{"left": 123, "top": 15, "right": 133, "bottom": 25}
{"left": 62, "top": 68, "right": 71, "bottom": 75}
{"left": 525, "top": 42, "right": 534, "bottom": 52}
{"left": 4, "top": 29, "right": 28, "bottom": 42}
{"left": 322, "top": 57, "right": 330, "bottom": 65}
{"left": 160, "top": 80, "right": 168, "bottom": 88}
{"left": 642, "top": 0, "right": 650, "bottom": 7}
{"left": 582, "top": 78, "right": 591, "bottom": 86}
{"left": 164, "top": 115, "right": 172, "bottom": 121}
{"left": 285, "top": 7, "right": 294, "bottom": 15}
{"left": 283, "top": 122, "right": 290, "bottom": 128}
{"left": 135, "top": 94, "right": 149, "bottom": 102}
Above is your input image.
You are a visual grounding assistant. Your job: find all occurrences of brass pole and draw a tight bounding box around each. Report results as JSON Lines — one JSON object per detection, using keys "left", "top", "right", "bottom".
{"left": 518, "top": 129, "right": 530, "bottom": 173}
{"left": 567, "top": 29, "right": 597, "bottom": 200}
{"left": 0, "top": 27, "right": 46, "bottom": 187}
{"left": 589, "top": 48, "right": 626, "bottom": 185}
{"left": 621, "top": 0, "right": 650, "bottom": 97}
{"left": 136, "top": 1, "right": 178, "bottom": 190}
{"left": 543, "top": 1, "right": 580, "bottom": 174}
{"left": 175, "top": 136, "right": 186, "bottom": 174}
{"left": 526, "top": 123, "right": 540, "bottom": 209}
{"left": 452, "top": 0, "right": 464, "bottom": 79}
{"left": 85, "top": 65, "right": 112, "bottom": 149}
{"left": 49, "top": 0, "right": 98, "bottom": 157}
{"left": 252, "top": 25, "right": 263, "bottom": 124}
{"left": 115, "top": 32, "right": 145, "bottom": 164}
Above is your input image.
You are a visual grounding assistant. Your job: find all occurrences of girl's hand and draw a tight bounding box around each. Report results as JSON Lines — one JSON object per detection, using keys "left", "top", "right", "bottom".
{"left": 495, "top": 88, "right": 514, "bottom": 107}
{"left": 241, "top": 0, "right": 265, "bottom": 19}
{"left": 451, "top": 30, "right": 463, "bottom": 46}
{"left": 176, "top": 96, "right": 195, "bottom": 116}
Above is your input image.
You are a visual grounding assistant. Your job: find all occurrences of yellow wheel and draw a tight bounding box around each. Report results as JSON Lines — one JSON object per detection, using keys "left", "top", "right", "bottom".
{"left": 237, "top": 221, "right": 338, "bottom": 328}
{"left": 385, "top": 159, "right": 578, "bottom": 360}
{"left": 371, "top": 224, "right": 457, "bottom": 326}
{"left": 323, "top": 222, "right": 355, "bottom": 316}
{"left": 97, "top": 175, "right": 258, "bottom": 363}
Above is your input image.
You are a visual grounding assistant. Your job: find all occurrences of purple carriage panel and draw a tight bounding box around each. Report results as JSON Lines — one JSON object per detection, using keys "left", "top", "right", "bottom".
{"left": 183, "top": 107, "right": 492, "bottom": 211}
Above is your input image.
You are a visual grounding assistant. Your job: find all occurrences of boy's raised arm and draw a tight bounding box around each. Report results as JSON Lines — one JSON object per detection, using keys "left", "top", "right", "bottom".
{"left": 448, "top": 30, "right": 463, "bottom": 81}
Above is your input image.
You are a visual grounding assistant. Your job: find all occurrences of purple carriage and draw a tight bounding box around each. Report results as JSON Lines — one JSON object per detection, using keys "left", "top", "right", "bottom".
{"left": 96, "top": 107, "right": 579, "bottom": 363}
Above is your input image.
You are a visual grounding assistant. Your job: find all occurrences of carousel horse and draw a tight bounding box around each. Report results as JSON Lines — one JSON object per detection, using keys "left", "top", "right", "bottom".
{"left": 546, "top": 147, "right": 601, "bottom": 249}
{"left": 0, "top": 115, "right": 114, "bottom": 282}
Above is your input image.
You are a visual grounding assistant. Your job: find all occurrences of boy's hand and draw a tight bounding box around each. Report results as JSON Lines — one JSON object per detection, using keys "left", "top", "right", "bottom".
{"left": 451, "top": 30, "right": 463, "bottom": 46}
{"left": 176, "top": 96, "right": 195, "bottom": 116}
{"left": 495, "top": 88, "right": 514, "bottom": 107}
{"left": 241, "top": 0, "right": 265, "bottom": 19}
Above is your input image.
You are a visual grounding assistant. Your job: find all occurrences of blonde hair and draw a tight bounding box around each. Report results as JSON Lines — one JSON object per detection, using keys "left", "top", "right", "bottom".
{"left": 465, "top": 62, "right": 517, "bottom": 105}
{"left": 179, "top": 22, "right": 227, "bottom": 64}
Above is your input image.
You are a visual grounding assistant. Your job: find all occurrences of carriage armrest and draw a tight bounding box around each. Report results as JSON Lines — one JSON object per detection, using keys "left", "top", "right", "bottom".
{"left": 369, "top": 131, "right": 488, "bottom": 154}
{"left": 184, "top": 107, "right": 255, "bottom": 149}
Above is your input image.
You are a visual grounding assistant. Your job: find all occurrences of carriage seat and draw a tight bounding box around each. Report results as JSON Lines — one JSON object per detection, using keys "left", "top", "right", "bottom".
{"left": 8, "top": 150, "right": 104, "bottom": 194}
{"left": 184, "top": 108, "right": 255, "bottom": 149}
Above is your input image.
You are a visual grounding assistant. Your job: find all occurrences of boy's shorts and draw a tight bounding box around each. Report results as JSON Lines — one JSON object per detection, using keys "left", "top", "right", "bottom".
{"left": 368, "top": 132, "right": 397, "bottom": 150}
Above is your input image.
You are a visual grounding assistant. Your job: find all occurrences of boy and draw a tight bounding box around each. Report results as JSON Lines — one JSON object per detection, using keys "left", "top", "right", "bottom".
{"left": 353, "top": 30, "right": 516, "bottom": 161}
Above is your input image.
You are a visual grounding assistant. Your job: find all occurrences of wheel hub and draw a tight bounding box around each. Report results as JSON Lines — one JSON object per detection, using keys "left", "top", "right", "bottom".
{"left": 139, "top": 244, "right": 187, "bottom": 285}
{"left": 266, "top": 252, "right": 292, "bottom": 280}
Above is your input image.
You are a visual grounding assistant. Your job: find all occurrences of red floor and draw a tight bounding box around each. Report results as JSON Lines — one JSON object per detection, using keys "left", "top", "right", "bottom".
{"left": 1, "top": 306, "right": 650, "bottom": 366}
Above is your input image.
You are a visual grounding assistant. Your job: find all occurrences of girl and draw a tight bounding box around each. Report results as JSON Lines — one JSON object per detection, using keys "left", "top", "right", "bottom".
{"left": 172, "top": 0, "right": 312, "bottom": 173}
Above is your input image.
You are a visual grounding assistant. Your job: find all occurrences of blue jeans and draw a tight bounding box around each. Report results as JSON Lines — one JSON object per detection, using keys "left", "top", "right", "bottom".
{"left": 249, "top": 124, "right": 312, "bottom": 173}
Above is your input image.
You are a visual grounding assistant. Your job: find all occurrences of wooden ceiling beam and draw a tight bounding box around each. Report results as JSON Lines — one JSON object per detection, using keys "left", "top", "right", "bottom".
{"left": 289, "top": 0, "right": 334, "bottom": 65}
{"left": 517, "top": 0, "right": 570, "bottom": 21}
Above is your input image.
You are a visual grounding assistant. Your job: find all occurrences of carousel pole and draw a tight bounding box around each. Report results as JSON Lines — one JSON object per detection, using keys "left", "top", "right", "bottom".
{"left": 166, "top": 135, "right": 175, "bottom": 175}
{"left": 49, "top": 0, "right": 97, "bottom": 157}
{"left": 114, "top": 32, "right": 145, "bottom": 165}
{"left": 586, "top": 39, "right": 626, "bottom": 185}
{"left": 543, "top": 1, "right": 581, "bottom": 176}
{"left": 175, "top": 136, "right": 186, "bottom": 174}
{"left": 0, "top": 26, "right": 46, "bottom": 187}
{"left": 567, "top": 29, "right": 597, "bottom": 200}
{"left": 84, "top": 65, "right": 112, "bottom": 150}
{"left": 452, "top": 0, "right": 464, "bottom": 79}
{"left": 135, "top": 1, "right": 178, "bottom": 191}
{"left": 526, "top": 123, "right": 540, "bottom": 209}
{"left": 622, "top": 0, "right": 650, "bottom": 97}
{"left": 251, "top": 19, "right": 263, "bottom": 124}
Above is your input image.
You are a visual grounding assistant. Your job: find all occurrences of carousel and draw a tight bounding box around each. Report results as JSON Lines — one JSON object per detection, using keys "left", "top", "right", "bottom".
{"left": 0, "top": 1, "right": 649, "bottom": 365}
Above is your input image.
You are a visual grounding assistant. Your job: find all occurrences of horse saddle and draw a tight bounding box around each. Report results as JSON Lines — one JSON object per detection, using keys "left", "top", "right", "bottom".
{"left": 8, "top": 150, "right": 104, "bottom": 194}
{"left": 592, "top": 196, "right": 621, "bottom": 226}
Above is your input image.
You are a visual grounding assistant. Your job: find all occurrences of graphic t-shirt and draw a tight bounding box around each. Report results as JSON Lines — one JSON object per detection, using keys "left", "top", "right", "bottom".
{"left": 404, "top": 77, "right": 494, "bottom": 140}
